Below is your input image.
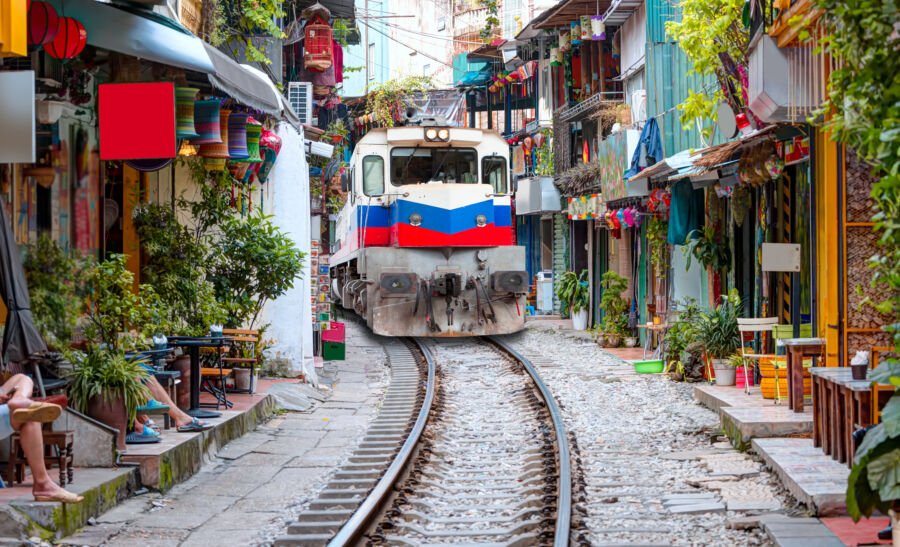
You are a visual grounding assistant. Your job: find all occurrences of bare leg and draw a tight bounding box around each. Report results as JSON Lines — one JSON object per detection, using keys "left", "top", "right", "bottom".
{"left": 2, "top": 373, "right": 34, "bottom": 402}
{"left": 144, "top": 377, "right": 197, "bottom": 428}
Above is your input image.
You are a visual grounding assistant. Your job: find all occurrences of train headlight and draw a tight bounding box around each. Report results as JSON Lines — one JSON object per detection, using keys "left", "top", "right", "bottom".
{"left": 424, "top": 127, "right": 450, "bottom": 142}
{"left": 475, "top": 214, "right": 487, "bottom": 227}
{"left": 425, "top": 128, "right": 438, "bottom": 141}
{"left": 437, "top": 128, "right": 450, "bottom": 140}
{"left": 409, "top": 213, "right": 423, "bottom": 226}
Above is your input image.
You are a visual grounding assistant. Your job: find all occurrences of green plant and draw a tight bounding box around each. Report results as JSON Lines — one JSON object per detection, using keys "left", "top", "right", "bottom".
{"left": 727, "top": 352, "right": 745, "bottom": 368}
{"left": 478, "top": 0, "right": 500, "bottom": 42}
{"left": 556, "top": 270, "right": 589, "bottom": 317}
{"left": 534, "top": 128, "right": 554, "bottom": 177}
{"left": 66, "top": 349, "right": 151, "bottom": 427}
{"left": 83, "top": 255, "right": 155, "bottom": 351}
{"left": 664, "top": 298, "right": 702, "bottom": 365}
{"left": 647, "top": 216, "right": 669, "bottom": 273}
{"left": 365, "top": 76, "right": 434, "bottom": 128}
{"left": 213, "top": 0, "right": 286, "bottom": 64}
{"left": 698, "top": 289, "right": 742, "bottom": 359}
{"left": 683, "top": 226, "right": 731, "bottom": 273}
{"left": 806, "top": 0, "right": 900, "bottom": 522}
{"left": 23, "top": 235, "right": 89, "bottom": 349}
{"left": 209, "top": 211, "right": 306, "bottom": 328}
{"left": 599, "top": 271, "right": 629, "bottom": 335}
{"left": 665, "top": 0, "right": 749, "bottom": 140}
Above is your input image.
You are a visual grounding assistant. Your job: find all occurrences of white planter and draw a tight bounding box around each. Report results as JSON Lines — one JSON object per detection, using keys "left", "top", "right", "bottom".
{"left": 572, "top": 309, "right": 588, "bottom": 330}
{"left": 712, "top": 359, "right": 736, "bottom": 386}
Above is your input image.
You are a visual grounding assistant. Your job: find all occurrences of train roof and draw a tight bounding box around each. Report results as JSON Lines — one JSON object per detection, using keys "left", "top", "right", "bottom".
{"left": 354, "top": 126, "right": 508, "bottom": 147}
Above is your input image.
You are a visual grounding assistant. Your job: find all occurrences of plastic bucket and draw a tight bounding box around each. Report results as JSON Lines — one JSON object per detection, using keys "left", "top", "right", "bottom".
{"left": 633, "top": 359, "right": 664, "bottom": 374}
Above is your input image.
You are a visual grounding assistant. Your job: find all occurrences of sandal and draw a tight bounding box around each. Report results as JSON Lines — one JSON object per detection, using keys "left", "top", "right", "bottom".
{"left": 34, "top": 489, "right": 84, "bottom": 503}
{"left": 125, "top": 431, "right": 160, "bottom": 444}
{"left": 177, "top": 417, "right": 213, "bottom": 433}
{"left": 135, "top": 424, "right": 160, "bottom": 438}
{"left": 136, "top": 400, "right": 170, "bottom": 413}
{"left": 12, "top": 402, "right": 61, "bottom": 424}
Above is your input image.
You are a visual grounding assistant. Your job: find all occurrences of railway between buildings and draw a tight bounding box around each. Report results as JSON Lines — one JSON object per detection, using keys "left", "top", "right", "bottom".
{"left": 275, "top": 333, "right": 574, "bottom": 546}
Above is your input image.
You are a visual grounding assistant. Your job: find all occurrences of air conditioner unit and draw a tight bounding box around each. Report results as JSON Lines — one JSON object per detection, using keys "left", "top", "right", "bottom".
{"left": 631, "top": 89, "right": 647, "bottom": 123}
{"left": 287, "top": 81, "right": 313, "bottom": 125}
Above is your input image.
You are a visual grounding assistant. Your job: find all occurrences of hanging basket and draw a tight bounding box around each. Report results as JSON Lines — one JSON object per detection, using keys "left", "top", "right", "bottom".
{"left": 191, "top": 100, "right": 223, "bottom": 144}
{"left": 175, "top": 87, "right": 200, "bottom": 139}
{"left": 199, "top": 109, "right": 231, "bottom": 159}
{"left": 228, "top": 112, "right": 250, "bottom": 160}
{"left": 591, "top": 15, "right": 606, "bottom": 40}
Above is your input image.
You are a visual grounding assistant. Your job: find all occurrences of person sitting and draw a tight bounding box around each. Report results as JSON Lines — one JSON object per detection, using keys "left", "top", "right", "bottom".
{"left": 133, "top": 375, "right": 213, "bottom": 436}
{"left": 0, "top": 374, "right": 83, "bottom": 503}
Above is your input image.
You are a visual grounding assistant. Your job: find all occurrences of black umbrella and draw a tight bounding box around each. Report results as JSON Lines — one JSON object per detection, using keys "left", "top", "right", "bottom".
{"left": 0, "top": 197, "right": 46, "bottom": 364}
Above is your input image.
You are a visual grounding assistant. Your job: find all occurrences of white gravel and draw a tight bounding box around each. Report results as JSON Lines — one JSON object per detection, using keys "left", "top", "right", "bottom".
{"left": 506, "top": 326, "right": 789, "bottom": 546}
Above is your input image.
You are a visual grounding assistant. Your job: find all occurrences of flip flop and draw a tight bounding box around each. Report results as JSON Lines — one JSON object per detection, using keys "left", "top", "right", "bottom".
{"left": 11, "top": 402, "right": 61, "bottom": 424}
{"left": 137, "top": 400, "right": 170, "bottom": 413}
{"left": 135, "top": 424, "right": 160, "bottom": 438}
{"left": 177, "top": 418, "right": 213, "bottom": 433}
{"left": 34, "top": 489, "right": 84, "bottom": 503}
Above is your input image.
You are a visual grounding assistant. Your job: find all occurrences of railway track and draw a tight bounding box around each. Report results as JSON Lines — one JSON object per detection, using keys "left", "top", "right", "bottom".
{"left": 275, "top": 335, "right": 571, "bottom": 547}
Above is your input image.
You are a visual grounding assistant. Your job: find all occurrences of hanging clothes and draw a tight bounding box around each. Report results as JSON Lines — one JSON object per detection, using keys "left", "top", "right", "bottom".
{"left": 332, "top": 40, "right": 343, "bottom": 84}
{"left": 667, "top": 179, "right": 704, "bottom": 245}
{"left": 624, "top": 118, "right": 663, "bottom": 179}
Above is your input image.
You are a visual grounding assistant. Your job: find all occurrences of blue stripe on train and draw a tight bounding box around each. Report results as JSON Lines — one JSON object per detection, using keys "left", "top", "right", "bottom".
{"left": 390, "top": 199, "right": 495, "bottom": 234}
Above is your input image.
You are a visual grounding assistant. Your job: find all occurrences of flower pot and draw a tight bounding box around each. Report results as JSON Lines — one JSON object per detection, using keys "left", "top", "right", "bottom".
{"left": 712, "top": 359, "right": 736, "bottom": 386}
{"left": 851, "top": 363, "right": 868, "bottom": 381}
{"left": 735, "top": 366, "right": 754, "bottom": 388}
{"left": 234, "top": 368, "right": 252, "bottom": 390}
{"left": 571, "top": 309, "right": 588, "bottom": 330}
{"left": 624, "top": 337, "right": 638, "bottom": 348}
{"left": 87, "top": 393, "right": 127, "bottom": 451}
{"left": 606, "top": 335, "right": 622, "bottom": 348}
{"left": 172, "top": 354, "right": 192, "bottom": 410}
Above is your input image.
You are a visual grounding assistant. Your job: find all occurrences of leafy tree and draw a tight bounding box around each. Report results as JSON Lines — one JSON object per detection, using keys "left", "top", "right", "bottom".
{"left": 665, "top": 0, "right": 749, "bottom": 140}
{"left": 23, "top": 236, "right": 89, "bottom": 349}
{"left": 209, "top": 212, "right": 306, "bottom": 329}
{"left": 365, "top": 76, "right": 435, "bottom": 127}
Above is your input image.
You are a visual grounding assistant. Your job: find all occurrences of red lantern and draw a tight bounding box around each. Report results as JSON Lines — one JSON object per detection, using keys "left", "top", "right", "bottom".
{"left": 28, "top": 1, "right": 59, "bottom": 47}
{"left": 44, "top": 17, "right": 86, "bottom": 59}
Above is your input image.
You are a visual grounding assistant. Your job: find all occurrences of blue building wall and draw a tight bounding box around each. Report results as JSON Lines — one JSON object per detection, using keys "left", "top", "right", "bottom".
{"left": 341, "top": 0, "right": 390, "bottom": 97}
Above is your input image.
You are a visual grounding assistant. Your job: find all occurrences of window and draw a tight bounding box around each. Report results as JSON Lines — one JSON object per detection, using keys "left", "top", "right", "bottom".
{"left": 482, "top": 156, "right": 507, "bottom": 194}
{"left": 368, "top": 44, "right": 375, "bottom": 80}
{"left": 390, "top": 147, "right": 477, "bottom": 185}
{"left": 362, "top": 155, "right": 384, "bottom": 196}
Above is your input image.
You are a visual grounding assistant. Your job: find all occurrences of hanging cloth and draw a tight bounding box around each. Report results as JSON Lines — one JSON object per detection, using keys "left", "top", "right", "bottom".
{"left": 332, "top": 39, "right": 343, "bottom": 84}
{"left": 624, "top": 118, "right": 663, "bottom": 179}
{"left": 667, "top": 179, "right": 704, "bottom": 245}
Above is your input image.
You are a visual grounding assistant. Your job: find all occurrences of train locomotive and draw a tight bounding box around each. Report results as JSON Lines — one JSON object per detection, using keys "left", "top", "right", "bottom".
{"left": 330, "top": 115, "right": 528, "bottom": 337}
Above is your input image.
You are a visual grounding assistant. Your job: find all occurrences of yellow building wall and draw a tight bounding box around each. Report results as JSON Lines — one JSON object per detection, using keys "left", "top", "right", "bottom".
{"left": 814, "top": 129, "right": 840, "bottom": 366}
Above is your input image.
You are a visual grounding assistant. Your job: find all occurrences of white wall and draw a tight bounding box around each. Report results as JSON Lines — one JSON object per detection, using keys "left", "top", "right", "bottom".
{"left": 263, "top": 123, "right": 316, "bottom": 382}
{"left": 619, "top": 4, "right": 646, "bottom": 79}
{"left": 671, "top": 243, "right": 704, "bottom": 307}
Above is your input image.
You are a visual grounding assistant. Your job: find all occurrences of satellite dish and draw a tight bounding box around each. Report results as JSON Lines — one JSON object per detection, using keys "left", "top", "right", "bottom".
{"left": 716, "top": 101, "right": 738, "bottom": 139}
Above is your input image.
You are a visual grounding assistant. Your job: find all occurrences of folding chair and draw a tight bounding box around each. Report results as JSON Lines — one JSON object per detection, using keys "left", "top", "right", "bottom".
{"left": 737, "top": 317, "right": 779, "bottom": 395}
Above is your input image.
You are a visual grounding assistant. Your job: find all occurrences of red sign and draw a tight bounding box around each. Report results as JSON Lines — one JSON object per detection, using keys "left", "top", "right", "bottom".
{"left": 99, "top": 83, "right": 176, "bottom": 160}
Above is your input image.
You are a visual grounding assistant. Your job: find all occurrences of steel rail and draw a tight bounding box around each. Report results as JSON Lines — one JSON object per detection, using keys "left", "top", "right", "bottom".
{"left": 327, "top": 338, "right": 435, "bottom": 547}
{"left": 488, "top": 336, "right": 572, "bottom": 547}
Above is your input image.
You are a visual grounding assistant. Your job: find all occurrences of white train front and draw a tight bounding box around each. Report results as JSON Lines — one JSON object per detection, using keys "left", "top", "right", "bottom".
{"left": 330, "top": 124, "right": 528, "bottom": 337}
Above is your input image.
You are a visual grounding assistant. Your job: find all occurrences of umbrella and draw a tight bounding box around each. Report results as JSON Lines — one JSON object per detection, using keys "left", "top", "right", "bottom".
{"left": 0, "top": 197, "right": 47, "bottom": 365}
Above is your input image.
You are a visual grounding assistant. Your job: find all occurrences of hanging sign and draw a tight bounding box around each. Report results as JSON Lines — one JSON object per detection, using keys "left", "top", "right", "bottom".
{"left": 512, "top": 145, "right": 526, "bottom": 175}
{"left": 567, "top": 194, "right": 603, "bottom": 220}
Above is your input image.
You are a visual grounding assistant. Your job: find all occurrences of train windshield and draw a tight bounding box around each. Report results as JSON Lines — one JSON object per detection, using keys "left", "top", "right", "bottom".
{"left": 390, "top": 147, "right": 478, "bottom": 185}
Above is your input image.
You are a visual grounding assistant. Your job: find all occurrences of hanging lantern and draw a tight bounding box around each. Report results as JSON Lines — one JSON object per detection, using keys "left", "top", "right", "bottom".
{"left": 622, "top": 207, "right": 633, "bottom": 228}
{"left": 533, "top": 132, "right": 545, "bottom": 148}
{"left": 583, "top": 140, "right": 589, "bottom": 163}
{"left": 580, "top": 16, "right": 591, "bottom": 41}
{"left": 43, "top": 17, "right": 85, "bottom": 59}
{"left": 236, "top": 119, "right": 263, "bottom": 163}
{"left": 559, "top": 30, "right": 570, "bottom": 52}
{"left": 28, "top": 1, "right": 59, "bottom": 47}
{"left": 179, "top": 140, "right": 199, "bottom": 157}
{"left": 199, "top": 109, "right": 231, "bottom": 162}
{"left": 570, "top": 21, "right": 581, "bottom": 45}
{"left": 304, "top": 14, "right": 334, "bottom": 72}
{"left": 549, "top": 46, "right": 560, "bottom": 66}
{"left": 522, "top": 136, "right": 533, "bottom": 151}
{"left": 204, "top": 157, "right": 227, "bottom": 171}
{"left": 633, "top": 207, "right": 645, "bottom": 228}
{"left": 191, "top": 100, "right": 223, "bottom": 144}
{"left": 228, "top": 161, "right": 251, "bottom": 180}
{"left": 175, "top": 88, "right": 200, "bottom": 139}
{"left": 256, "top": 147, "right": 277, "bottom": 183}
{"left": 591, "top": 15, "right": 605, "bottom": 40}
{"left": 227, "top": 112, "right": 250, "bottom": 159}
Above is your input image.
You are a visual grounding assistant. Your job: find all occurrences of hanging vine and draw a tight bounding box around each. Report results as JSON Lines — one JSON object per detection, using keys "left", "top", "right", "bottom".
{"left": 365, "top": 76, "right": 435, "bottom": 128}
{"left": 212, "top": 0, "right": 287, "bottom": 65}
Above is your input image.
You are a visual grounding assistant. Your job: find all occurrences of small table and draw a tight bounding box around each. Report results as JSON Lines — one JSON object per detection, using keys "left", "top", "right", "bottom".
{"left": 167, "top": 336, "right": 233, "bottom": 419}
{"left": 637, "top": 323, "right": 668, "bottom": 360}
{"left": 782, "top": 337, "right": 826, "bottom": 413}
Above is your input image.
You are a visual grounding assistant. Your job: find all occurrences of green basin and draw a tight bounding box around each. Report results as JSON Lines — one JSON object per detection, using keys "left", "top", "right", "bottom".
{"left": 633, "top": 359, "right": 665, "bottom": 374}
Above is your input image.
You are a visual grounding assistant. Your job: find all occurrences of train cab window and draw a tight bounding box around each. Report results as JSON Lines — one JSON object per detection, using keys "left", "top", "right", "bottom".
{"left": 363, "top": 155, "right": 384, "bottom": 195}
{"left": 482, "top": 156, "right": 507, "bottom": 194}
{"left": 390, "top": 147, "right": 477, "bottom": 185}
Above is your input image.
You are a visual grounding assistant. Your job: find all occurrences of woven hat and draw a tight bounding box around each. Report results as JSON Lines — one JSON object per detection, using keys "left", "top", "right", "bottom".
{"left": 236, "top": 118, "right": 263, "bottom": 163}
{"left": 191, "top": 100, "right": 222, "bottom": 144}
{"left": 228, "top": 112, "right": 250, "bottom": 159}
{"left": 175, "top": 88, "right": 200, "bottom": 139}
{"left": 199, "top": 109, "right": 231, "bottom": 159}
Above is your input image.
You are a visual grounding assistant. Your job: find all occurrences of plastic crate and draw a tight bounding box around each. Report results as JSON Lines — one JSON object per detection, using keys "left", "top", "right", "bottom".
{"left": 323, "top": 341, "right": 345, "bottom": 361}
{"left": 322, "top": 322, "right": 345, "bottom": 343}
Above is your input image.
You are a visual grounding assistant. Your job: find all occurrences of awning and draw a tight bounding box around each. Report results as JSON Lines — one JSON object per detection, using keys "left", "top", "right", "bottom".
{"left": 45, "top": 0, "right": 214, "bottom": 74}
{"left": 456, "top": 70, "right": 493, "bottom": 87}
{"left": 237, "top": 62, "right": 302, "bottom": 126}
{"left": 203, "top": 43, "right": 282, "bottom": 115}
{"left": 628, "top": 149, "right": 702, "bottom": 182}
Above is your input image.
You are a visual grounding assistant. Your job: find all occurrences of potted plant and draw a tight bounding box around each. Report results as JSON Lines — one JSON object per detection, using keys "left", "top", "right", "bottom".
{"left": 66, "top": 349, "right": 151, "bottom": 451}
{"left": 662, "top": 298, "right": 701, "bottom": 379}
{"left": 599, "top": 271, "right": 629, "bottom": 346}
{"left": 699, "top": 289, "right": 742, "bottom": 385}
{"left": 556, "top": 270, "right": 589, "bottom": 328}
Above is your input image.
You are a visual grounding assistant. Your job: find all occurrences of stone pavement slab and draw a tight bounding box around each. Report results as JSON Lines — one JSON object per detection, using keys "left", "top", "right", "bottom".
{"left": 751, "top": 437, "right": 849, "bottom": 516}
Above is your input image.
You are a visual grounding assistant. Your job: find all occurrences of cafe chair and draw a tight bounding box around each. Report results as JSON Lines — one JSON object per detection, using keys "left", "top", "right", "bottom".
{"left": 737, "top": 317, "right": 779, "bottom": 395}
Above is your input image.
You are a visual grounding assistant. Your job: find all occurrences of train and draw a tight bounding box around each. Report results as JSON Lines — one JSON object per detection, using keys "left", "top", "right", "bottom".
{"left": 330, "top": 114, "right": 528, "bottom": 337}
